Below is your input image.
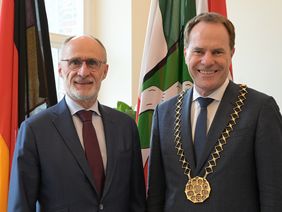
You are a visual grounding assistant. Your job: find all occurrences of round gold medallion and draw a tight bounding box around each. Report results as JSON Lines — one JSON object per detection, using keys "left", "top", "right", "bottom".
{"left": 185, "top": 176, "right": 211, "bottom": 203}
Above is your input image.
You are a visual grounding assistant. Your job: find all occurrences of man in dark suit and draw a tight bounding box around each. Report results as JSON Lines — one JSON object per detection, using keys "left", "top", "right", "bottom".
{"left": 8, "top": 35, "right": 146, "bottom": 212}
{"left": 147, "top": 12, "right": 282, "bottom": 212}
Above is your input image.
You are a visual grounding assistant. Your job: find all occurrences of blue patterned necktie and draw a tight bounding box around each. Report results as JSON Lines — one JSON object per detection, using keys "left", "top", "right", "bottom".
{"left": 194, "top": 97, "right": 214, "bottom": 164}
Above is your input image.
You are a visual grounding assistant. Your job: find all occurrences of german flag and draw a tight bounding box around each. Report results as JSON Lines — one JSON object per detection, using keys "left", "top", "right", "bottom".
{"left": 0, "top": 0, "right": 57, "bottom": 210}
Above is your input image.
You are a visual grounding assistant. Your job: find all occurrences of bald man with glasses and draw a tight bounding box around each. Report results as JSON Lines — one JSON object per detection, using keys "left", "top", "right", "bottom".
{"left": 8, "top": 35, "right": 146, "bottom": 212}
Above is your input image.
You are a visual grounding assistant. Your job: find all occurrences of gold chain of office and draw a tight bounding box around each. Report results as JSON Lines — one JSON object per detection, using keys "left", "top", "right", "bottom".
{"left": 174, "top": 84, "right": 248, "bottom": 204}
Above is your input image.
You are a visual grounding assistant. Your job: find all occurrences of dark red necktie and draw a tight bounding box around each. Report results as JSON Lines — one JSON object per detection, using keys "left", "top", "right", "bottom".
{"left": 77, "top": 110, "right": 105, "bottom": 195}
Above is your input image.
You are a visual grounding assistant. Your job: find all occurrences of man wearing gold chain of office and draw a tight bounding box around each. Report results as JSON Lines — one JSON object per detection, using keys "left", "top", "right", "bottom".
{"left": 146, "top": 12, "right": 282, "bottom": 212}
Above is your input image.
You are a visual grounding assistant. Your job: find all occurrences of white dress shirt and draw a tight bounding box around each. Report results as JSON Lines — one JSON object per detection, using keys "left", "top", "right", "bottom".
{"left": 65, "top": 95, "right": 107, "bottom": 171}
{"left": 191, "top": 78, "right": 230, "bottom": 142}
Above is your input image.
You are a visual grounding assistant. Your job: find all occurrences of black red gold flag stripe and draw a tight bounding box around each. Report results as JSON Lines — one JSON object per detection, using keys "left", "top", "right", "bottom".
{"left": 0, "top": 0, "right": 57, "bottom": 210}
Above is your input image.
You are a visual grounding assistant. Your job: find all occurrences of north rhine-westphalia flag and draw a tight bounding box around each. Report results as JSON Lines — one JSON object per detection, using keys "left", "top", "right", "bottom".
{"left": 136, "top": 0, "right": 228, "bottom": 184}
{"left": 0, "top": 0, "right": 57, "bottom": 210}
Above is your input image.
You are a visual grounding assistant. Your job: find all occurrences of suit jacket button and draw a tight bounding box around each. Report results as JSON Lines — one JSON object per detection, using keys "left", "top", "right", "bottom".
{"left": 99, "top": 203, "right": 104, "bottom": 210}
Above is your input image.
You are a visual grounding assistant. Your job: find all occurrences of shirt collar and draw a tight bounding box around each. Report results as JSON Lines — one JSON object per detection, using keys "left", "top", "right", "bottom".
{"left": 193, "top": 78, "right": 230, "bottom": 102}
{"left": 65, "top": 95, "right": 101, "bottom": 116}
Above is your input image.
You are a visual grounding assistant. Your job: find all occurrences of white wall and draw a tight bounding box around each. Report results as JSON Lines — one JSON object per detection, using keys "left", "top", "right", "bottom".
{"left": 227, "top": 0, "right": 282, "bottom": 108}
{"left": 93, "top": 0, "right": 132, "bottom": 108}
{"left": 132, "top": 0, "right": 150, "bottom": 108}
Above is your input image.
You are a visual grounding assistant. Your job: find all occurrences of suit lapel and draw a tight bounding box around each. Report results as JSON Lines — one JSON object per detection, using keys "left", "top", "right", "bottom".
{"left": 195, "top": 82, "right": 240, "bottom": 173}
{"left": 98, "top": 105, "right": 117, "bottom": 200}
{"left": 180, "top": 89, "right": 197, "bottom": 171}
{"left": 51, "top": 99, "right": 97, "bottom": 191}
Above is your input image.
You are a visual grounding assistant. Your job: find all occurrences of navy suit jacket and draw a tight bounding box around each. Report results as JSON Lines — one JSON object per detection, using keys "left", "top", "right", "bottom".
{"left": 147, "top": 81, "right": 282, "bottom": 212}
{"left": 8, "top": 98, "right": 146, "bottom": 212}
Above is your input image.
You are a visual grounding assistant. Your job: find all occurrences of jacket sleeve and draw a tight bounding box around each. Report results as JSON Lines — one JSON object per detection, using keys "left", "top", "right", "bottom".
{"left": 255, "top": 97, "right": 282, "bottom": 211}
{"left": 8, "top": 121, "right": 40, "bottom": 212}
{"left": 146, "top": 105, "right": 166, "bottom": 212}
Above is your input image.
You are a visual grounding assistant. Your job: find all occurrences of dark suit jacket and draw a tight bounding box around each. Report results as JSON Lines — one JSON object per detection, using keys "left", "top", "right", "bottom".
{"left": 8, "top": 98, "right": 146, "bottom": 212}
{"left": 147, "top": 81, "right": 282, "bottom": 212}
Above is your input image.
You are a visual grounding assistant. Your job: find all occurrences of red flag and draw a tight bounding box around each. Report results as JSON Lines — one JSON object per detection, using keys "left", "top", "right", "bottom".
{"left": 208, "top": 0, "right": 227, "bottom": 16}
{"left": 0, "top": 0, "right": 18, "bottom": 209}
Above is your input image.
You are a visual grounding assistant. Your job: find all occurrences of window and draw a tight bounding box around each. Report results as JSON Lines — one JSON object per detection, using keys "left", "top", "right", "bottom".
{"left": 45, "top": 0, "right": 83, "bottom": 35}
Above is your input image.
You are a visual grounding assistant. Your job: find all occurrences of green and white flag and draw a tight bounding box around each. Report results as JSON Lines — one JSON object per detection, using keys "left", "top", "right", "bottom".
{"left": 136, "top": 0, "right": 228, "bottom": 178}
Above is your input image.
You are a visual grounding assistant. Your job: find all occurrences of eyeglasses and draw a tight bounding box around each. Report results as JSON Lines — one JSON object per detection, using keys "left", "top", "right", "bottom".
{"left": 61, "top": 58, "right": 106, "bottom": 70}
